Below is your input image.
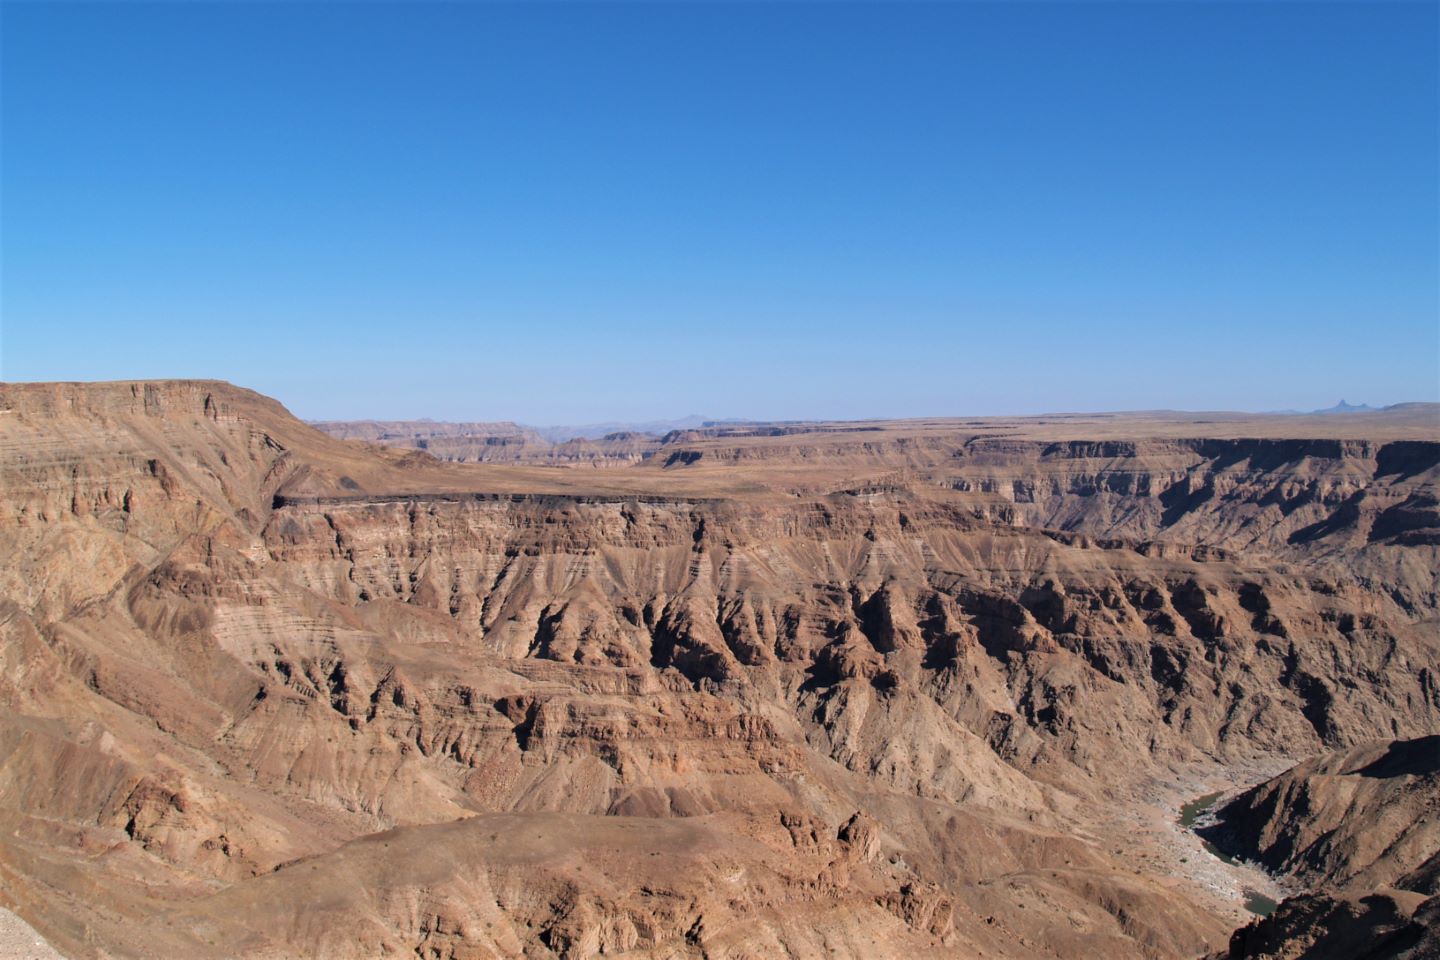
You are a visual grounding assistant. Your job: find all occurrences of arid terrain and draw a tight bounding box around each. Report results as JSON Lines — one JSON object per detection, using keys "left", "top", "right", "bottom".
{"left": 1201, "top": 737, "right": 1438, "bottom": 959}
{"left": 1, "top": 380, "right": 1437, "bottom": 959}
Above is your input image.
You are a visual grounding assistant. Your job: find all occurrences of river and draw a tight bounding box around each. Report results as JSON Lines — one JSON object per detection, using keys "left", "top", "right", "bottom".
{"left": 1177, "top": 790, "right": 1280, "bottom": 917}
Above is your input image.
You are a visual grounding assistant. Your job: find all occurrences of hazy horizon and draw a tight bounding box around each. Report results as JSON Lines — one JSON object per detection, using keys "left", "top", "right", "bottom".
{"left": 3, "top": 2, "right": 1437, "bottom": 423}
{"left": 4, "top": 375, "right": 1436, "bottom": 426}
{"left": 304, "top": 395, "right": 1435, "bottom": 428}
{"left": 9, "top": 375, "right": 1430, "bottom": 430}
{"left": 2, "top": 373, "right": 1436, "bottom": 428}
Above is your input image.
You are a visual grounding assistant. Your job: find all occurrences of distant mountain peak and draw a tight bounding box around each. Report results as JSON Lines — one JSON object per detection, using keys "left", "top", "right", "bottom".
{"left": 1314, "top": 400, "right": 1376, "bottom": 415}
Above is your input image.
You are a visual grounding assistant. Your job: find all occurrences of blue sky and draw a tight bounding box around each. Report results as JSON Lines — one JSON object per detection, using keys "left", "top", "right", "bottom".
{"left": 3, "top": 2, "right": 1436, "bottom": 423}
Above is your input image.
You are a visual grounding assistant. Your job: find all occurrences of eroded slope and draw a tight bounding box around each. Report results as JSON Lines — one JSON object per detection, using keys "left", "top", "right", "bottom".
{"left": 1204, "top": 737, "right": 1439, "bottom": 960}
{"left": 1, "top": 380, "right": 1436, "bottom": 959}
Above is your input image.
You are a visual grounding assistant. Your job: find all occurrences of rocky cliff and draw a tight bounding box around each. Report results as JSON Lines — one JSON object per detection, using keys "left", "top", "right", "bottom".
{"left": 1, "top": 381, "right": 1436, "bottom": 959}
{"left": 1203, "top": 737, "right": 1439, "bottom": 960}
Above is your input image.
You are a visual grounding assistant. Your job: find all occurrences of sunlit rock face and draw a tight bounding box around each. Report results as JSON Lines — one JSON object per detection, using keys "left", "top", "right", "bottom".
{"left": 2, "top": 380, "right": 1436, "bottom": 959}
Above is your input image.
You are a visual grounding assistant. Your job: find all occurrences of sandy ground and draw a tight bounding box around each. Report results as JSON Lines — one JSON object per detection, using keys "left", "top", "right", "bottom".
{"left": 0, "top": 910, "right": 63, "bottom": 960}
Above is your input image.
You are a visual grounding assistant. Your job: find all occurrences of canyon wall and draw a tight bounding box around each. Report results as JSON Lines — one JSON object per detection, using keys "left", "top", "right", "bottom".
{"left": 2, "top": 381, "right": 1436, "bottom": 959}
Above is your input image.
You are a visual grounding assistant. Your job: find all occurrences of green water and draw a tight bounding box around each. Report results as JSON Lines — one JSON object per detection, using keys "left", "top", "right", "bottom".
{"left": 1243, "top": 890, "right": 1279, "bottom": 916}
{"left": 1178, "top": 791, "right": 1280, "bottom": 917}
{"left": 1177, "top": 791, "right": 1223, "bottom": 828}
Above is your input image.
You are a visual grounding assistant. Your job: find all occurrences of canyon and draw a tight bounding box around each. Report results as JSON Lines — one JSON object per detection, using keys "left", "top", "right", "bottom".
{"left": 1, "top": 380, "right": 1436, "bottom": 959}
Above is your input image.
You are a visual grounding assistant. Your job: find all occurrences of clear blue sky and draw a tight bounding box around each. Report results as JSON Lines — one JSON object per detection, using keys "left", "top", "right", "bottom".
{"left": 3, "top": 2, "right": 1437, "bottom": 423}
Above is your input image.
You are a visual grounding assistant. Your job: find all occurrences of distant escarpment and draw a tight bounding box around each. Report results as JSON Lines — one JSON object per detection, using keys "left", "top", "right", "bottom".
{"left": 1, "top": 381, "right": 1436, "bottom": 960}
{"left": 311, "top": 418, "right": 665, "bottom": 465}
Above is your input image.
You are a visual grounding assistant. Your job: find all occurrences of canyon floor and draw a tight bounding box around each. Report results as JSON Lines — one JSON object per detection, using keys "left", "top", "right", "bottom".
{"left": 1, "top": 381, "right": 1437, "bottom": 959}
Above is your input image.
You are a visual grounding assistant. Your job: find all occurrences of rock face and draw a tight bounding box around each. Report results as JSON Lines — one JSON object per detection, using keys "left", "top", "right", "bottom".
{"left": 1, "top": 380, "right": 1437, "bottom": 959}
{"left": 1204, "top": 737, "right": 1440, "bottom": 960}
{"left": 1203, "top": 737, "right": 1440, "bottom": 893}
{"left": 1223, "top": 891, "right": 1438, "bottom": 960}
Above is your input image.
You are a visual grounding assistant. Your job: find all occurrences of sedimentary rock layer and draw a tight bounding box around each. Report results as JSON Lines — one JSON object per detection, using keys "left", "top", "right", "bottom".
{"left": 1, "top": 380, "right": 1436, "bottom": 959}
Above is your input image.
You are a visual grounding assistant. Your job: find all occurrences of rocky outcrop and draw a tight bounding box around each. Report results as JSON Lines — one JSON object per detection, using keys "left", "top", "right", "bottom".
{"left": 1202, "top": 737, "right": 1440, "bottom": 892}
{"left": 1, "top": 381, "right": 1437, "bottom": 959}
{"left": 1222, "top": 888, "right": 1438, "bottom": 960}
{"left": 1205, "top": 738, "right": 1440, "bottom": 960}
